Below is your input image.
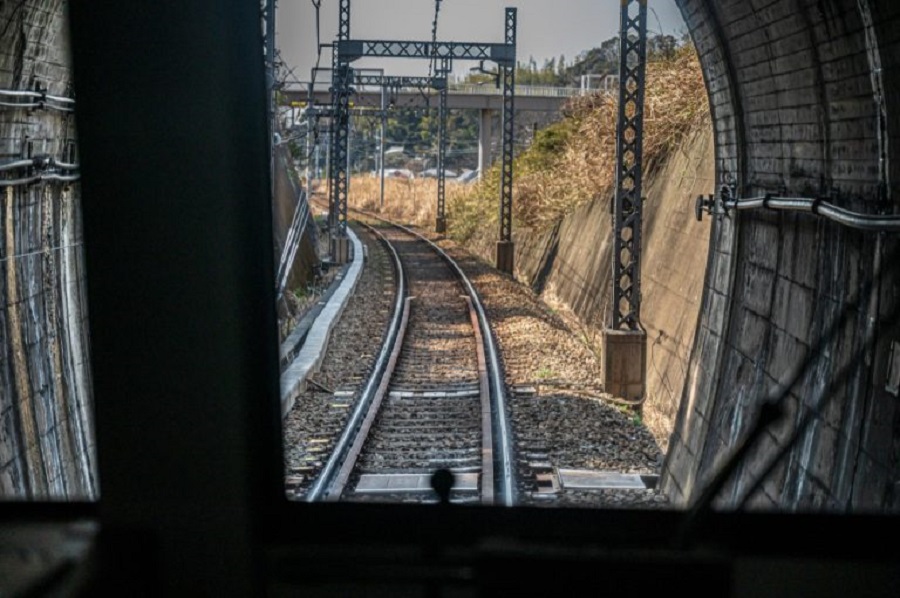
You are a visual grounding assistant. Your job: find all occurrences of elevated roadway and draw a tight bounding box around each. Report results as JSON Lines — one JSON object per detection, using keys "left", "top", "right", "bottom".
{"left": 282, "top": 84, "right": 587, "bottom": 176}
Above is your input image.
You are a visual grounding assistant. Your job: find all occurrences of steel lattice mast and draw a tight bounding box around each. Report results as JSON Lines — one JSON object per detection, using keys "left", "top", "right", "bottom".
{"left": 495, "top": 7, "right": 517, "bottom": 275}
{"left": 436, "top": 56, "right": 451, "bottom": 233}
{"left": 331, "top": 6, "right": 516, "bottom": 259}
{"left": 601, "top": 0, "right": 648, "bottom": 402}
{"left": 612, "top": 0, "right": 648, "bottom": 330}
{"left": 329, "top": 0, "right": 352, "bottom": 262}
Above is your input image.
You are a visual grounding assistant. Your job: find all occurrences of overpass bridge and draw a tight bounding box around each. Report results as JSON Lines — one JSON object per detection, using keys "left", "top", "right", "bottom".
{"left": 282, "top": 83, "right": 585, "bottom": 189}
{"left": 282, "top": 83, "right": 582, "bottom": 112}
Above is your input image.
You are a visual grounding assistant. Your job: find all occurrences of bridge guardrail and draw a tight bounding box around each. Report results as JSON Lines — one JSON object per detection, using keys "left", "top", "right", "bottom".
{"left": 285, "top": 83, "right": 589, "bottom": 99}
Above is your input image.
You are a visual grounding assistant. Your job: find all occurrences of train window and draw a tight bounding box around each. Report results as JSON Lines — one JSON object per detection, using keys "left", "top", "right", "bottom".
{"left": 275, "top": 0, "right": 900, "bottom": 517}
{"left": 4, "top": 1, "right": 896, "bottom": 594}
{"left": 275, "top": 0, "right": 701, "bottom": 511}
{"left": 4, "top": 0, "right": 898, "bottom": 531}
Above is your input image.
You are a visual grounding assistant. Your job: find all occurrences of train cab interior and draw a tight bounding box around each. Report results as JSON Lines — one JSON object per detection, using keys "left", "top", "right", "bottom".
{"left": 2, "top": 1, "right": 899, "bottom": 595}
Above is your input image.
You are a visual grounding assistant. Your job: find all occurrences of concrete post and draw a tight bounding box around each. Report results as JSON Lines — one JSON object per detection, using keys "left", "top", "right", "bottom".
{"left": 601, "top": 330, "right": 647, "bottom": 401}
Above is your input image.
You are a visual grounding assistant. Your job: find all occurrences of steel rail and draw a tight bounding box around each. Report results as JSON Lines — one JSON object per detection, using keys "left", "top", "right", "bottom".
{"left": 320, "top": 221, "right": 411, "bottom": 500}
{"left": 306, "top": 221, "right": 408, "bottom": 502}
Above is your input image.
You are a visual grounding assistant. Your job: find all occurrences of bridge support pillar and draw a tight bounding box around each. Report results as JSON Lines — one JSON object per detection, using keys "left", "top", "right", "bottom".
{"left": 496, "top": 240, "right": 514, "bottom": 275}
{"left": 478, "top": 108, "right": 493, "bottom": 179}
{"left": 601, "top": 329, "right": 646, "bottom": 402}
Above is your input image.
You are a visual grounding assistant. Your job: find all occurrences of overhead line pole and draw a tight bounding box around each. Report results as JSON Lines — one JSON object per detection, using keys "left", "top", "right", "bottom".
{"left": 380, "top": 80, "right": 387, "bottom": 207}
{"left": 436, "top": 56, "right": 451, "bottom": 234}
{"left": 330, "top": 0, "right": 352, "bottom": 263}
{"left": 328, "top": 48, "right": 339, "bottom": 235}
{"left": 495, "top": 7, "right": 517, "bottom": 275}
{"left": 602, "top": 0, "right": 648, "bottom": 402}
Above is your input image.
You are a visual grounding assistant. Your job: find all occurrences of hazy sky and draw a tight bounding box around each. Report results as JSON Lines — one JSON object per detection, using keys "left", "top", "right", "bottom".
{"left": 276, "top": 0, "right": 687, "bottom": 82}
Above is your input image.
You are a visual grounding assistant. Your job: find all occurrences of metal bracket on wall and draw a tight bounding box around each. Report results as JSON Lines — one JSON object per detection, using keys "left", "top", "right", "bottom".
{"left": 695, "top": 183, "right": 735, "bottom": 222}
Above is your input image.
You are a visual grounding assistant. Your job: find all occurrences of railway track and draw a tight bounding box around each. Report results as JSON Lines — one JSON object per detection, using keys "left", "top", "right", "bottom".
{"left": 306, "top": 215, "right": 514, "bottom": 505}
{"left": 290, "top": 202, "right": 665, "bottom": 509}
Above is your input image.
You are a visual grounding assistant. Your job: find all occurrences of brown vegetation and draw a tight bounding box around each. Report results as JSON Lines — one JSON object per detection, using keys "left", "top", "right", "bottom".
{"left": 348, "top": 45, "right": 709, "bottom": 256}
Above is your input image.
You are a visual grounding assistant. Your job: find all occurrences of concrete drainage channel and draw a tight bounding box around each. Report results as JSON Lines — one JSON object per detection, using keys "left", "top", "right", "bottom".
{"left": 279, "top": 227, "right": 365, "bottom": 417}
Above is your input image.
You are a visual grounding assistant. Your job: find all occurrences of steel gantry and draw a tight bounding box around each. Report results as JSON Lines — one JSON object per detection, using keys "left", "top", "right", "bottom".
{"left": 602, "top": 0, "right": 648, "bottom": 401}
{"left": 330, "top": 6, "right": 517, "bottom": 271}
{"left": 339, "top": 40, "right": 514, "bottom": 64}
{"left": 353, "top": 74, "right": 446, "bottom": 90}
{"left": 349, "top": 71, "right": 447, "bottom": 208}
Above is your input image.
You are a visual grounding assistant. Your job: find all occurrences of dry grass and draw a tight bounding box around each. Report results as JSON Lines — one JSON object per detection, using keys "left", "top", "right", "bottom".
{"left": 349, "top": 176, "right": 480, "bottom": 228}
{"left": 346, "top": 46, "right": 708, "bottom": 256}
{"left": 453, "top": 45, "right": 709, "bottom": 241}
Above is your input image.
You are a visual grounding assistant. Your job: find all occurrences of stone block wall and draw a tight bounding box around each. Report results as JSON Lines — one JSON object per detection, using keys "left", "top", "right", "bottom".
{"left": 273, "top": 145, "right": 317, "bottom": 297}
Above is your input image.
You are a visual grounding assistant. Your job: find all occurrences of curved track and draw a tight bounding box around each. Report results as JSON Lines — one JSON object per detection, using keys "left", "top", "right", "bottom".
{"left": 307, "top": 215, "right": 514, "bottom": 505}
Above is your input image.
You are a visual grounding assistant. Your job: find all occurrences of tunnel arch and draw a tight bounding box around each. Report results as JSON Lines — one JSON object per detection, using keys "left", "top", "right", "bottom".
{"left": 663, "top": 0, "right": 899, "bottom": 510}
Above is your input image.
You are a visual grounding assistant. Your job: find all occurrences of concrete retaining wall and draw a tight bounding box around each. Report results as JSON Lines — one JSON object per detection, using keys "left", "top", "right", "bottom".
{"left": 513, "top": 124, "right": 715, "bottom": 451}
{"left": 273, "top": 145, "right": 317, "bottom": 296}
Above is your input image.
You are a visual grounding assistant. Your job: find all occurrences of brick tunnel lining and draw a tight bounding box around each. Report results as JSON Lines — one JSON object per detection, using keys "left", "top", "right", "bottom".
{"left": 663, "top": 0, "right": 900, "bottom": 511}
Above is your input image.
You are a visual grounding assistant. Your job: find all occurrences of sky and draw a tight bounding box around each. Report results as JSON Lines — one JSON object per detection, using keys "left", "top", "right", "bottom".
{"left": 276, "top": 0, "right": 687, "bottom": 83}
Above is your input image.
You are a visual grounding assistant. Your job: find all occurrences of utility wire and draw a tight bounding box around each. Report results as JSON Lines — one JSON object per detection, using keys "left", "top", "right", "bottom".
{"left": 0, "top": 89, "right": 75, "bottom": 112}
